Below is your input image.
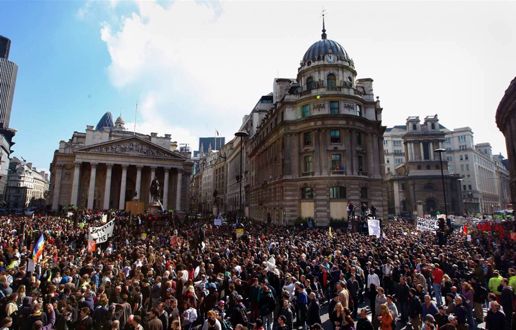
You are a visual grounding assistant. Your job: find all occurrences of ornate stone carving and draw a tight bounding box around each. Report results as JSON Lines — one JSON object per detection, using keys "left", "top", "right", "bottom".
{"left": 86, "top": 141, "right": 176, "bottom": 159}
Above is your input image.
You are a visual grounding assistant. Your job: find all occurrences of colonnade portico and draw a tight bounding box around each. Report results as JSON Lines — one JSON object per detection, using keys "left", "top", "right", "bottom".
{"left": 69, "top": 160, "right": 184, "bottom": 211}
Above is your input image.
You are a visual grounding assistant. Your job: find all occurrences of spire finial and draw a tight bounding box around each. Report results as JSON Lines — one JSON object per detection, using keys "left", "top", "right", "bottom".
{"left": 321, "top": 9, "right": 327, "bottom": 39}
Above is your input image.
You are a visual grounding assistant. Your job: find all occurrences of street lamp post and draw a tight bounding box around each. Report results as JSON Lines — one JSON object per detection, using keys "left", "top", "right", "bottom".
{"left": 435, "top": 148, "right": 448, "bottom": 218}
{"left": 235, "top": 130, "right": 249, "bottom": 220}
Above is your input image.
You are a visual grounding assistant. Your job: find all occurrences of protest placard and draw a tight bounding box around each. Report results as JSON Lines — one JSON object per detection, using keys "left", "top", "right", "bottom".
{"left": 416, "top": 217, "right": 438, "bottom": 232}
{"left": 88, "top": 220, "right": 115, "bottom": 243}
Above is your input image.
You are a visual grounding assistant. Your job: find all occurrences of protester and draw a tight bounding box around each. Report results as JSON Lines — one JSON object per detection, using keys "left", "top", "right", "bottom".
{"left": 0, "top": 212, "right": 512, "bottom": 330}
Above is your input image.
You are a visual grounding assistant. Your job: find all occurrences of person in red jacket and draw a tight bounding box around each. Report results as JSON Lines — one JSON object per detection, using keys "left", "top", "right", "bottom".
{"left": 431, "top": 263, "right": 444, "bottom": 306}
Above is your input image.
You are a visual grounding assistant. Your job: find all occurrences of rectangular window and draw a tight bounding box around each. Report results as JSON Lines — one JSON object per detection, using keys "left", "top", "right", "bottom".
{"left": 303, "top": 132, "right": 312, "bottom": 146}
{"left": 303, "top": 155, "right": 313, "bottom": 173}
{"left": 463, "top": 185, "right": 466, "bottom": 191}
{"left": 460, "top": 155, "right": 463, "bottom": 161}
{"left": 331, "top": 153, "right": 342, "bottom": 171}
{"left": 301, "top": 187, "right": 314, "bottom": 199}
{"left": 465, "top": 154, "right": 469, "bottom": 160}
{"left": 358, "top": 156, "right": 364, "bottom": 174}
{"left": 329, "top": 186, "right": 346, "bottom": 199}
{"left": 301, "top": 104, "right": 310, "bottom": 118}
{"left": 423, "top": 142, "right": 430, "bottom": 160}
{"left": 330, "top": 101, "right": 339, "bottom": 114}
{"left": 330, "top": 129, "right": 341, "bottom": 143}
{"left": 360, "top": 187, "right": 368, "bottom": 199}
{"left": 357, "top": 104, "right": 363, "bottom": 117}
{"left": 393, "top": 140, "right": 402, "bottom": 146}
{"left": 468, "top": 185, "right": 472, "bottom": 190}
{"left": 466, "top": 164, "right": 469, "bottom": 171}
{"left": 357, "top": 132, "right": 362, "bottom": 146}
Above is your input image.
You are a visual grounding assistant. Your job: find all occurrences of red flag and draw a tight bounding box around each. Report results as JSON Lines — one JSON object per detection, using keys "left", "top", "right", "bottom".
{"left": 463, "top": 225, "right": 468, "bottom": 235}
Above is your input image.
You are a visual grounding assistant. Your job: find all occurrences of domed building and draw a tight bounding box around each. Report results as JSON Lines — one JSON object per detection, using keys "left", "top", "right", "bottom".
{"left": 49, "top": 112, "right": 193, "bottom": 211}
{"left": 246, "top": 23, "right": 387, "bottom": 225}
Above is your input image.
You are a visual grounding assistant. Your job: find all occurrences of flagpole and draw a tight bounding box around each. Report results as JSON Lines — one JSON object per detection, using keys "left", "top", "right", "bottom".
{"left": 133, "top": 103, "right": 138, "bottom": 135}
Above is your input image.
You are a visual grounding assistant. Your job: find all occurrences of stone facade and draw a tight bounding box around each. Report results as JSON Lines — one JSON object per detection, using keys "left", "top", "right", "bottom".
{"left": 246, "top": 31, "right": 387, "bottom": 225}
{"left": 496, "top": 77, "right": 516, "bottom": 206}
{"left": 49, "top": 113, "right": 193, "bottom": 211}
{"left": 386, "top": 116, "right": 463, "bottom": 217}
{"left": 5, "top": 157, "right": 49, "bottom": 209}
{"left": 385, "top": 123, "right": 511, "bottom": 214}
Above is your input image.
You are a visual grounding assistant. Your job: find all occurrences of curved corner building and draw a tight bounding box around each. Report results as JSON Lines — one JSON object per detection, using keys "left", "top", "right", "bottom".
{"left": 247, "top": 26, "right": 387, "bottom": 225}
{"left": 496, "top": 77, "right": 516, "bottom": 206}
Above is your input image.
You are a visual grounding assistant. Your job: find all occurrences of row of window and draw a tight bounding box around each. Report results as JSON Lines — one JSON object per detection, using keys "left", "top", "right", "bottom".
{"left": 301, "top": 101, "right": 362, "bottom": 118}
{"left": 301, "top": 186, "right": 368, "bottom": 199}
{"left": 306, "top": 73, "right": 352, "bottom": 90}
{"left": 302, "top": 130, "right": 364, "bottom": 146}
{"left": 302, "top": 154, "right": 365, "bottom": 174}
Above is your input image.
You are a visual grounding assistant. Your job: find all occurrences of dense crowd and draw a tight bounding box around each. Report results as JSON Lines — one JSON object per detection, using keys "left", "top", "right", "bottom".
{"left": 0, "top": 212, "right": 514, "bottom": 330}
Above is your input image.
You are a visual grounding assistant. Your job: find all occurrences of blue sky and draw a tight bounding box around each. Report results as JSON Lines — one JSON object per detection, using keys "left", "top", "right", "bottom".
{"left": 2, "top": 1, "right": 515, "bottom": 171}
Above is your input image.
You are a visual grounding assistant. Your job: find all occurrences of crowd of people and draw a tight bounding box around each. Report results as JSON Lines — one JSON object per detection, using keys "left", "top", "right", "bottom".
{"left": 0, "top": 211, "right": 514, "bottom": 330}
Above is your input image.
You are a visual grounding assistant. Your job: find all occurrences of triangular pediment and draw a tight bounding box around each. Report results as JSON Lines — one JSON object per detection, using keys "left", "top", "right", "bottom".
{"left": 77, "top": 136, "right": 186, "bottom": 160}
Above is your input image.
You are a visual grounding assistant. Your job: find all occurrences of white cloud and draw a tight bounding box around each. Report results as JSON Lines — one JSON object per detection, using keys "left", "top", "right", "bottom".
{"left": 94, "top": 0, "right": 515, "bottom": 155}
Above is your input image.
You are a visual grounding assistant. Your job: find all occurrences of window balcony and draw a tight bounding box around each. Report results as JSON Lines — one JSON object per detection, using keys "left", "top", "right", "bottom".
{"left": 301, "top": 171, "right": 314, "bottom": 177}
{"left": 331, "top": 169, "right": 347, "bottom": 175}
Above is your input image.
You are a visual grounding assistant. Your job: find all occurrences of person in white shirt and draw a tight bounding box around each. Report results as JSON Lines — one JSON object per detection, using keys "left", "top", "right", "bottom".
{"left": 182, "top": 303, "right": 198, "bottom": 329}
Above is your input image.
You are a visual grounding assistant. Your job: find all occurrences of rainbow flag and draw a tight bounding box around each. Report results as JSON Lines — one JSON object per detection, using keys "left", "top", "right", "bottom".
{"left": 32, "top": 234, "right": 45, "bottom": 263}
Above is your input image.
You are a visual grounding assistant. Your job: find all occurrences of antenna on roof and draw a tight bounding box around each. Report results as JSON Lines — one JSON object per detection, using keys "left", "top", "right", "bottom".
{"left": 321, "top": 9, "right": 327, "bottom": 40}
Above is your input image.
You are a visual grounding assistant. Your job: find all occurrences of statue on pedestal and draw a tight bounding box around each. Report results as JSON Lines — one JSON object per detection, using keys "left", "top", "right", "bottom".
{"left": 150, "top": 177, "right": 161, "bottom": 204}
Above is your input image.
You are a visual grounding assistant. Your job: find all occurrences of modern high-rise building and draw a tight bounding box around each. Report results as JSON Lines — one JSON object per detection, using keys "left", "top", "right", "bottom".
{"left": 193, "top": 137, "right": 225, "bottom": 157}
{"left": 0, "top": 35, "right": 18, "bottom": 204}
{"left": 0, "top": 35, "right": 18, "bottom": 129}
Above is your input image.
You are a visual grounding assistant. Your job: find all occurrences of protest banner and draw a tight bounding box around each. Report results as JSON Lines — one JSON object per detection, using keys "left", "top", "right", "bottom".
{"left": 214, "top": 218, "right": 222, "bottom": 226}
{"left": 367, "top": 218, "right": 381, "bottom": 238}
{"left": 88, "top": 220, "right": 115, "bottom": 243}
{"left": 416, "top": 217, "right": 438, "bottom": 232}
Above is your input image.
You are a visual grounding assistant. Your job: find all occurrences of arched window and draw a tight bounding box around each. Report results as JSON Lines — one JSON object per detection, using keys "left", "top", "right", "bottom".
{"left": 306, "top": 77, "right": 315, "bottom": 90}
{"left": 327, "top": 73, "right": 336, "bottom": 89}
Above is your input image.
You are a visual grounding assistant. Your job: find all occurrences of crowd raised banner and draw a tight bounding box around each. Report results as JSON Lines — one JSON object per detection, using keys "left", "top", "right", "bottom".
{"left": 416, "top": 217, "right": 438, "bottom": 232}
{"left": 367, "top": 218, "right": 381, "bottom": 238}
{"left": 88, "top": 220, "right": 115, "bottom": 243}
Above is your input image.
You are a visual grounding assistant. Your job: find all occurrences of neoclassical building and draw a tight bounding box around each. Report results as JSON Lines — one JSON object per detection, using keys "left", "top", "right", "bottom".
{"left": 246, "top": 25, "right": 387, "bottom": 225}
{"left": 496, "top": 77, "right": 516, "bottom": 206}
{"left": 49, "top": 113, "right": 193, "bottom": 211}
{"left": 386, "top": 116, "right": 463, "bottom": 217}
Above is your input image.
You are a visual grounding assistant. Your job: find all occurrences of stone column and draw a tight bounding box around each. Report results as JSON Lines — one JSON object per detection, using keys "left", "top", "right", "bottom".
{"left": 367, "top": 134, "right": 374, "bottom": 175}
{"left": 135, "top": 166, "right": 142, "bottom": 200}
{"left": 70, "top": 162, "right": 81, "bottom": 206}
{"left": 103, "top": 164, "right": 113, "bottom": 210}
{"left": 119, "top": 165, "right": 128, "bottom": 209}
{"left": 51, "top": 165, "right": 63, "bottom": 211}
{"left": 163, "top": 168, "right": 170, "bottom": 209}
{"left": 349, "top": 129, "right": 355, "bottom": 175}
{"left": 176, "top": 169, "right": 182, "bottom": 211}
{"left": 149, "top": 167, "right": 156, "bottom": 203}
{"left": 87, "top": 163, "right": 97, "bottom": 209}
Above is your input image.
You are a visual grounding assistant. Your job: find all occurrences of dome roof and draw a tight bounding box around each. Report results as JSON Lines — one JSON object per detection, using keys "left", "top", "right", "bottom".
{"left": 96, "top": 112, "right": 114, "bottom": 130}
{"left": 115, "top": 115, "right": 125, "bottom": 126}
{"left": 301, "top": 21, "right": 351, "bottom": 67}
{"left": 302, "top": 39, "right": 350, "bottom": 64}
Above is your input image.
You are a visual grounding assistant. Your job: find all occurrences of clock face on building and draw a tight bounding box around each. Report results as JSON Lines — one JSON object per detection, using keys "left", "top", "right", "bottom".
{"left": 326, "top": 54, "right": 336, "bottom": 63}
